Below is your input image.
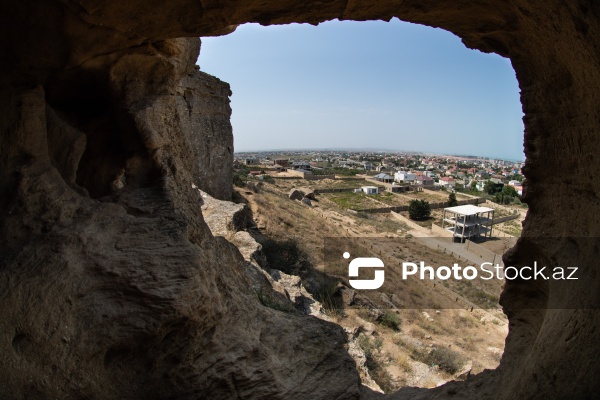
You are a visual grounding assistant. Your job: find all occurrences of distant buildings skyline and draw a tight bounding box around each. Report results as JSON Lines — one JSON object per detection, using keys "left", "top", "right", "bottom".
{"left": 233, "top": 147, "right": 526, "bottom": 162}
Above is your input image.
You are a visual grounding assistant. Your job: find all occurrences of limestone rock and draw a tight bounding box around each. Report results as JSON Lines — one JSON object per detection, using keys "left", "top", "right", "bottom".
{"left": 345, "top": 328, "right": 384, "bottom": 394}
{"left": 270, "top": 269, "right": 321, "bottom": 315}
{"left": 455, "top": 360, "right": 473, "bottom": 380}
{"left": 422, "top": 311, "right": 435, "bottom": 322}
{"left": 288, "top": 189, "right": 303, "bottom": 200}
{"left": 301, "top": 188, "right": 316, "bottom": 200}
{"left": 199, "top": 188, "right": 250, "bottom": 236}
{"left": 177, "top": 70, "right": 233, "bottom": 200}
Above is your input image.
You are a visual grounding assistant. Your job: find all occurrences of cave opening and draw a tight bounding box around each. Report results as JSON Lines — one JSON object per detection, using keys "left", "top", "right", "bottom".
{"left": 44, "top": 68, "right": 163, "bottom": 199}
{"left": 199, "top": 19, "right": 526, "bottom": 392}
{"left": 3, "top": 2, "right": 599, "bottom": 399}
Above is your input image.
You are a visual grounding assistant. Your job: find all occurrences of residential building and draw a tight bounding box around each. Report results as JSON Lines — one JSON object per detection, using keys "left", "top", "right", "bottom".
{"left": 241, "top": 158, "right": 260, "bottom": 166}
{"left": 394, "top": 171, "right": 416, "bottom": 183}
{"left": 438, "top": 177, "right": 456, "bottom": 188}
{"left": 508, "top": 180, "right": 523, "bottom": 195}
{"left": 290, "top": 162, "right": 311, "bottom": 170}
{"left": 373, "top": 173, "right": 394, "bottom": 183}
{"left": 361, "top": 186, "right": 379, "bottom": 195}
{"left": 416, "top": 175, "right": 434, "bottom": 187}
{"left": 273, "top": 159, "right": 289, "bottom": 168}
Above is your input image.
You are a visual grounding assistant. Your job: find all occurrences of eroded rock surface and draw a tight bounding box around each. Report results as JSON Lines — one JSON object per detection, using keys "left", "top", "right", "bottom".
{"left": 178, "top": 71, "right": 233, "bottom": 200}
{"left": 0, "top": 37, "right": 360, "bottom": 400}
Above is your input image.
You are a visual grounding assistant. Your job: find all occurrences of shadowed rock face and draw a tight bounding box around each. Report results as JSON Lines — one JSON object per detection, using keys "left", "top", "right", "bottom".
{"left": 0, "top": 38, "right": 360, "bottom": 400}
{"left": 1, "top": 1, "right": 599, "bottom": 399}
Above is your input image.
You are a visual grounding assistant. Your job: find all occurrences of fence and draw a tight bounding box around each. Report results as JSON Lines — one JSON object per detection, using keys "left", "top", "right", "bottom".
{"left": 464, "top": 240, "right": 506, "bottom": 265}
{"left": 313, "top": 186, "right": 386, "bottom": 194}
{"left": 354, "top": 197, "right": 486, "bottom": 214}
{"left": 490, "top": 214, "right": 520, "bottom": 224}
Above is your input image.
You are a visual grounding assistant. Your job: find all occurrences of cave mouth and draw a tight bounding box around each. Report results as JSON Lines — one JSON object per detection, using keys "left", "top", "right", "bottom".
{"left": 43, "top": 68, "right": 163, "bottom": 199}
{"left": 3, "top": 1, "right": 599, "bottom": 399}
{"left": 199, "top": 19, "right": 525, "bottom": 391}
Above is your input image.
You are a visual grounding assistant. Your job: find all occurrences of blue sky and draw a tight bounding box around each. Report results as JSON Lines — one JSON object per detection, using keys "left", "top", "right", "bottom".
{"left": 199, "top": 19, "right": 525, "bottom": 161}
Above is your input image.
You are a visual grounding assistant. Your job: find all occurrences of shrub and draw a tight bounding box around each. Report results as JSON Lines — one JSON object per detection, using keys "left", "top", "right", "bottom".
{"left": 408, "top": 199, "right": 431, "bottom": 220}
{"left": 262, "top": 174, "right": 274, "bottom": 183}
{"left": 315, "top": 281, "right": 342, "bottom": 317}
{"left": 447, "top": 192, "right": 459, "bottom": 207}
{"left": 357, "top": 335, "right": 395, "bottom": 393}
{"left": 261, "top": 238, "right": 310, "bottom": 276}
{"left": 377, "top": 311, "right": 402, "bottom": 331}
{"left": 426, "top": 346, "right": 465, "bottom": 374}
{"left": 410, "top": 346, "right": 465, "bottom": 375}
{"left": 358, "top": 334, "right": 382, "bottom": 358}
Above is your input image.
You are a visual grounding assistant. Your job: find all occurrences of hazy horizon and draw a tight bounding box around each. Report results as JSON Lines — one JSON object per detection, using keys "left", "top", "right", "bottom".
{"left": 232, "top": 147, "right": 524, "bottom": 162}
{"left": 200, "top": 19, "right": 525, "bottom": 161}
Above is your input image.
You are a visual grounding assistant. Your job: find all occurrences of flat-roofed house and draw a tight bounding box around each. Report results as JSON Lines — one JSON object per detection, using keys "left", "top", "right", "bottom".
{"left": 361, "top": 186, "right": 379, "bottom": 195}
{"left": 394, "top": 171, "right": 416, "bottom": 183}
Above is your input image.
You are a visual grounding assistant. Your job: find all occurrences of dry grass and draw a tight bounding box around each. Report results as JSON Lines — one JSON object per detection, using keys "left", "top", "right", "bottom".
{"left": 238, "top": 182, "right": 507, "bottom": 390}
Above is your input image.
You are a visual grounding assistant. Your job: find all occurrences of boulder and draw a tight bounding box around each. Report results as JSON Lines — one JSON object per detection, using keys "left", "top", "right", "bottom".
{"left": 288, "top": 189, "right": 303, "bottom": 200}
{"left": 455, "top": 360, "right": 473, "bottom": 380}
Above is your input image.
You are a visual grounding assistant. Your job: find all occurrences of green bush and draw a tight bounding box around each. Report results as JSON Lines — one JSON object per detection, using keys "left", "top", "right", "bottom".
{"left": 408, "top": 199, "right": 431, "bottom": 220}
{"left": 447, "top": 192, "right": 459, "bottom": 207}
{"left": 358, "top": 334, "right": 382, "bottom": 358}
{"left": 262, "top": 174, "right": 274, "bottom": 183}
{"left": 377, "top": 311, "right": 402, "bottom": 331}
{"left": 357, "top": 335, "right": 395, "bottom": 393}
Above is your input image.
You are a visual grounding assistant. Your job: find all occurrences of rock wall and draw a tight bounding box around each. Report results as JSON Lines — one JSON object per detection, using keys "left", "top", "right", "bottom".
{"left": 0, "top": 37, "right": 360, "bottom": 399}
{"left": 1, "top": 1, "right": 600, "bottom": 399}
{"left": 178, "top": 69, "right": 233, "bottom": 200}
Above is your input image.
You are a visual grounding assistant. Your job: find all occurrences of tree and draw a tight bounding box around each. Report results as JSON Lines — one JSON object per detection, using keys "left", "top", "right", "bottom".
{"left": 470, "top": 181, "right": 478, "bottom": 192}
{"left": 502, "top": 185, "right": 519, "bottom": 197}
{"left": 483, "top": 180, "right": 496, "bottom": 195}
{"left": 493, "top": 185, "right": 519, "bottom": 204}
{"left": 408, "top": 199, "right": 431, "bottom": 220}
{"left": 447, "top": 192, "right": 459, "bottom": 207}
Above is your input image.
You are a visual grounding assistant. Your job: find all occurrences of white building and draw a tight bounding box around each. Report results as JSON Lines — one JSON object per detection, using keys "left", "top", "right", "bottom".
{"left": 438, "top": 177, "right": 456, "bottom": 188}
{"left": 361, "top": 186, "right": 379, "bottom": 195}
{"left": 394, "top": 171, "right": 416, "bottom": 183}
{"left": 508, "top": 180, "right": 523, "bottom": 195}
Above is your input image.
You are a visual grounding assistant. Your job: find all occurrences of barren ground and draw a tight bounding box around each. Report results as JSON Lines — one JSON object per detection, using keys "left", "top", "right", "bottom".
{"left": 237, "top": 179, "right": 512, "bottom": 392}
